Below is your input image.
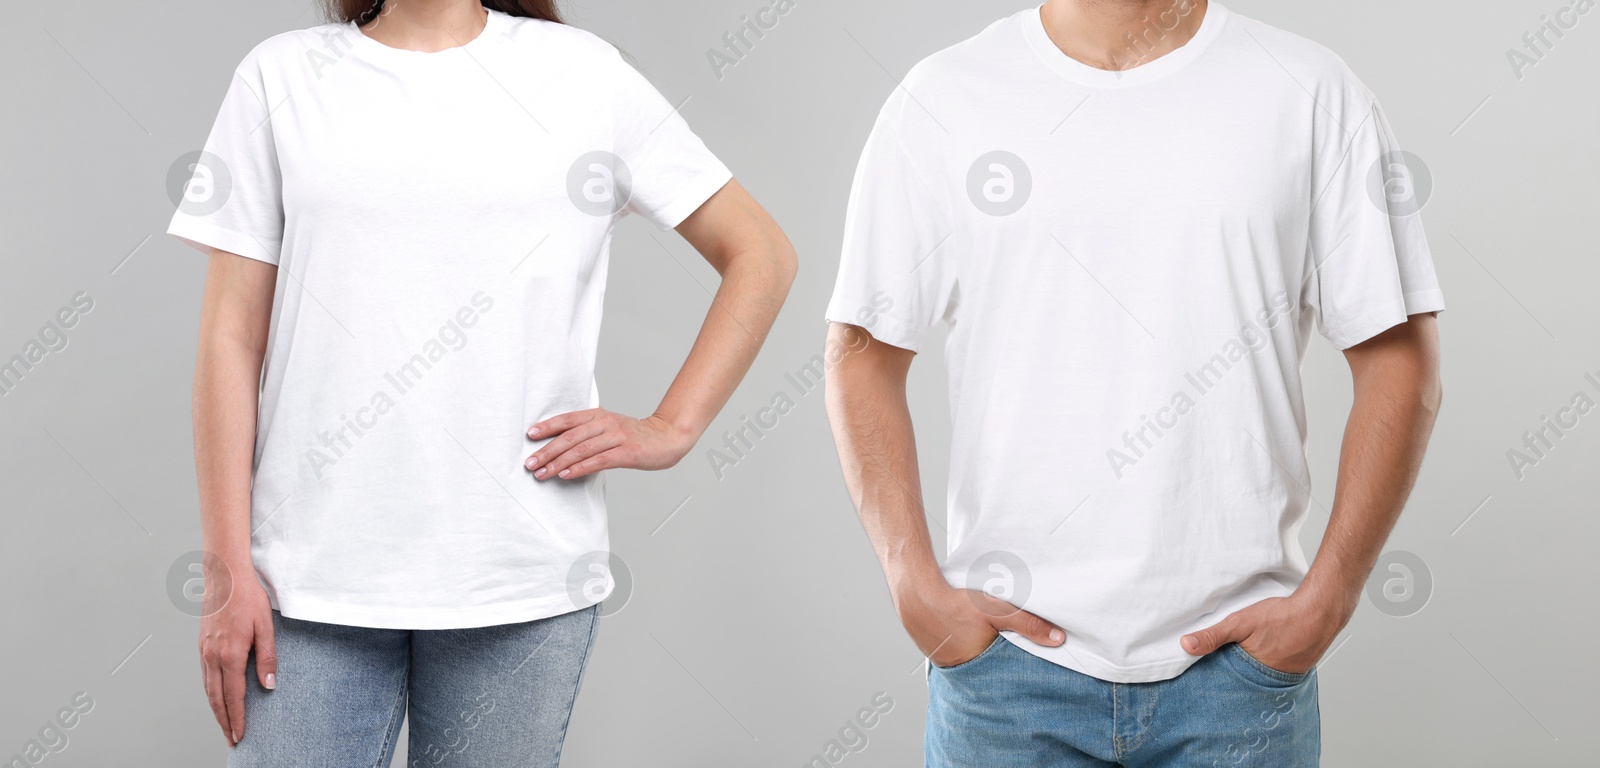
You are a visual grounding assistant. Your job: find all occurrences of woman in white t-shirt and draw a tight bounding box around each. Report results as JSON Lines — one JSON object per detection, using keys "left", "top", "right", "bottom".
{"left": 168, "top": 1, "right": 796, "bottom": 764}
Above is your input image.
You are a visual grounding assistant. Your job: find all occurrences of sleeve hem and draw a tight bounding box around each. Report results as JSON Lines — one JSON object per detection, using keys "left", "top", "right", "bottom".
{"left": 1402, "top": 288, "right": 1446, "bottom": 317}
{"left": 167, "top": 215, "right": 280, "bottom": 266}
{"left": 823, "top": 311, "right": 925, "bottom": 354}
{"left": 648, "top": 166, "right": 734, "bottom": 231}
{"left": 1325, "top": 290, "right": 1445, "bottom": 350}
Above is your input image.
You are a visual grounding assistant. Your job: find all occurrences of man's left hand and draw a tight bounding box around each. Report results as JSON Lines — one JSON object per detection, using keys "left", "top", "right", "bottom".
{"left": 1179, "top": 592, "right": 1351, "bottom": 675}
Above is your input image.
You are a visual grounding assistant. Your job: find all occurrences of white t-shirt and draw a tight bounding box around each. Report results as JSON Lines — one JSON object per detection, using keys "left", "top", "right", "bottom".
{"left": 168, "top": 8, "right": 731, "bottom": 629}
{"left": 826, "top": 2, "right": 1444, "bottom": 683}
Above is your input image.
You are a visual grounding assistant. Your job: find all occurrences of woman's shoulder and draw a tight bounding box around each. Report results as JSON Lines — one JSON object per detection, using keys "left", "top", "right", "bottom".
{"left": 228, "top": 20, "right": 364, "bottom": 76}
{"left": 499, "top": 16, "right": 629, "bottom": 67}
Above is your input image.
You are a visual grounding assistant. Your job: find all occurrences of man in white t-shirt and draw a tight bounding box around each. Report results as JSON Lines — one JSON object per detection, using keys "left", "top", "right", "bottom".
{"left": 824, "top": 1, "right": 1442, "bottom": 764}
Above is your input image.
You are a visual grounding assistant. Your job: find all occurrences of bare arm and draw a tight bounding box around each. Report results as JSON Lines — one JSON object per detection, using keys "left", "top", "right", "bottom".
{"left": 823, "top": 323, "right": 934, "bottom": 596}
{"left": 193, "top": 250, "right": 279, "bottom": 745}
{"left": 824, "top": 323, "right": 1063, "bottom": 668}
{"left": 1184, "top": 313, "right": 1442, "bottom": 672}
{"left": 1304, "top": 312, "right": 1443, "bottom": 616}
{"left": 526, "top": 179, "right": 797, "bottom": 479}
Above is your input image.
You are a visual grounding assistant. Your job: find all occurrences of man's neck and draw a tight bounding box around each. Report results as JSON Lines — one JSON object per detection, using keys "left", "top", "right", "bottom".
{"left": 1039, "top": 0, "right": 1209, "bottom": 72}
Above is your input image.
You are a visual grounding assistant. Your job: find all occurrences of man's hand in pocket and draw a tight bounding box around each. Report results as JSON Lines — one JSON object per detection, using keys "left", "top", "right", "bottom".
{"left": 1180, "top": 592, "right": 1349, "bottom": 674}
{"left": 893, "top": 572, "right": 1065, "bottom": 668}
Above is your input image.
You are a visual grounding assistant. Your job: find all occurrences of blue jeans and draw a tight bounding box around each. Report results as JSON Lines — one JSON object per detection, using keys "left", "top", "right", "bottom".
{"left": 230, "top": 606, "right": 600, "bottom": 768}
{"left": 927, "top": 636, "right": 1319, "bottom": 767}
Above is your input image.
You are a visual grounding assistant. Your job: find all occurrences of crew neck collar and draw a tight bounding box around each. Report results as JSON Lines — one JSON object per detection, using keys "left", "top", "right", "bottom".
{"left": 347, "top": 6, "right": 509, "bottom": 62}
{"left": 1022, "top": 1, "right": 1230, "bottom": 88}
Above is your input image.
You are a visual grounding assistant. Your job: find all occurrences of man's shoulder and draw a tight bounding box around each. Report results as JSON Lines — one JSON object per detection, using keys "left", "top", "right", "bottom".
{"left": 903, "top": 8, "right": 1031, "bottom": 88}
{"left": 1222, "top": 9, "right": 1375, "bottom": 101}
{"left": 880, "top": 8, "right": 1033, "bottom": 131}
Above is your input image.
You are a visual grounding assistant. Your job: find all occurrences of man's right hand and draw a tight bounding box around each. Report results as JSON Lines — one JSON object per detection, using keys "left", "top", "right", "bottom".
{"left": 198, "top": 564, "right": 276, "bottom": 746}
{"left": 894, "top": 575, "right": 1065, "bottom": 668}
{"left": 823, "top": 323, "right": 1065, "bottom": 669}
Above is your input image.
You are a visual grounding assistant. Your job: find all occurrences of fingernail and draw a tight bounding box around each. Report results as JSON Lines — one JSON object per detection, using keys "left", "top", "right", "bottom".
{"left": 264, "top": 672, "right": 276, "bottom": 690}
{"left": 1182, "top": 635, "right": 1196, "bottom": 651}
{"left": 1049, "top": 629, "right": 1064, "bottom": 643}
{"left": 528, "top": 427, "right": 540, "bottom": 437}
{"left": 534, "top": 467, "right": 546, "bottom": 478}
{"left": 558, "top": 469, "right": 570, "bottom": 478}
{"left": 233, "top": 730, "right": 240, "bottom": 743}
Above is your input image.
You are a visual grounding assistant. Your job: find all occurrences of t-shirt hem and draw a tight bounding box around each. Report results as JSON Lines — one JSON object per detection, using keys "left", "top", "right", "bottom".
{"left": 167, "top": 215, "right": 281, "bottom": 266}
{"left": 269, "top": 590, "right": 604, "bottom": 630}
{"left": 647, "top": 167, "right": 733, "bottom": 230}
{"left": 1000, "top": 631, "right": 1201, "bottom": 683}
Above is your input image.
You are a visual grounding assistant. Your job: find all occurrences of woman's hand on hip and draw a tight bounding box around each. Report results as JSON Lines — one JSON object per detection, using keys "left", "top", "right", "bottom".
{"left": 525, "top": 409, "right": 695, "bottom": 481}
{"left": 198, "top": 567, "right": 275, "bottom": 747}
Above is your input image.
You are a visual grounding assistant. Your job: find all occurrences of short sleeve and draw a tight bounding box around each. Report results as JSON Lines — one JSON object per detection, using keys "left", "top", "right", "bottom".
{"left": 824, "top": 87, "right": 957, "bottom": 353}
{"left": 167, "top": 50, "right": 284, "bottom": 265}
{"left": 606, "top": 51, "right": 732, "bottom": 230}
{"left": 1302, "top": 90, "right": 1444, "bottom": 350}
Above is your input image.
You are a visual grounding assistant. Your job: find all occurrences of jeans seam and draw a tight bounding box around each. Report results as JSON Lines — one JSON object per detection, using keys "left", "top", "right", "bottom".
{"left": 1231, "top": 644, "right": 1309, "bottom": 684}
{"left": 550, "top": 605, "right": 600, "bottom": 765}
{"left": 932, "top": 634, "right": 1005, "bottom": 672}
{"left": 375, "top": 656, "right": 409, "bottom": 768}
{"left": 1111, "top": 683, "right": 1123, "bottom": 761}
{"left": 1123, "top": 683, "right": 1156, "bottom": 755}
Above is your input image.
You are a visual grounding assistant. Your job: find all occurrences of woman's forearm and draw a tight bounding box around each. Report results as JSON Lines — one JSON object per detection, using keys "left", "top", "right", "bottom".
{"left": 653, "top": 181, "right": 798, "bottom": 445}
{"left": 523, "top": 181, "right": 796, "bottom": 480}
{"left": 652, "top": 246, "right": 795, "bottom": 443}
{"left": 193, "top": 251, "right": 276, "bottom": 567}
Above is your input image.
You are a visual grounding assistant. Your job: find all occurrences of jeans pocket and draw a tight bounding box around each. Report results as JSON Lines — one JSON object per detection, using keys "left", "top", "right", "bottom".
{"left": 1224, "top": 643, "right": 1311, "bottom": 687}
{"left": 932, "top": 634, "right": 1007, "bottom": 672}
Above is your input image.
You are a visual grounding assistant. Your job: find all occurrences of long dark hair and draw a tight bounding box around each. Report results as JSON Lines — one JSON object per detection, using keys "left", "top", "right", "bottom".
{"left": 328, "top": 0, "right": 561, "bottom": 26}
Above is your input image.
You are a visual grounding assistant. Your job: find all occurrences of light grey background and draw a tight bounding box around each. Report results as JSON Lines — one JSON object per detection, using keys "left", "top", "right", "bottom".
{"left": 2, "top": 0, "right": 1595, "bottom": 765}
